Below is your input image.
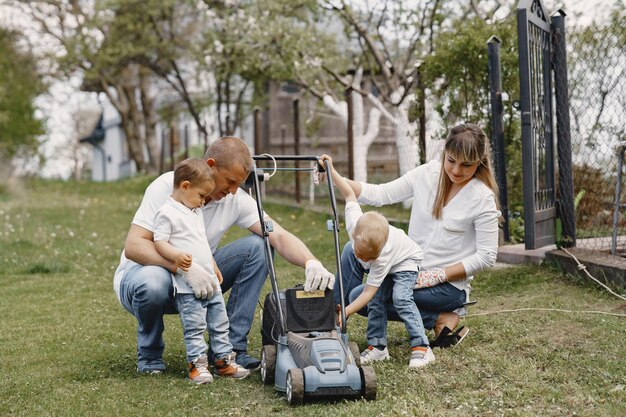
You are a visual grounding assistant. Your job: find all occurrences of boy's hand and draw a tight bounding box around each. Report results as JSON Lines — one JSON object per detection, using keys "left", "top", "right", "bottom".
{"left": 335, "top": 304, "right": 343, "bottom": 327}
{"left": 318, "top": 154, "right": 336, "bottom": 177}
{"left": 174, "top": 253, "right": 192, "bottom": 271}
{"left": 214, "top": 264, "right": 224, "bottom": 284}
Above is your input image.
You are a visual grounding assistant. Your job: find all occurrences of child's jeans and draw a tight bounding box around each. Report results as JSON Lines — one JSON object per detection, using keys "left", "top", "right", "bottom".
{"left": 174, "top": 292, "right": 233, "bottom": 362}
{"left": 367, "top": 271, "right": 429, "bottom": 348}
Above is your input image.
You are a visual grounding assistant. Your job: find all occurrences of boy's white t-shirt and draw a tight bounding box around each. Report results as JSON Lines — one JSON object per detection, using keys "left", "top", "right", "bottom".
{"left": 113, "top": 171, "right": 260, "bottom": 301}
{"left": 344, "top": 201, "right": 423, "bottom": 288}
{"left": 153, "top": 196, "right": 217, "bottom": 295}
{"left": 357, "top": 160, "right": 501, "bottom": 294}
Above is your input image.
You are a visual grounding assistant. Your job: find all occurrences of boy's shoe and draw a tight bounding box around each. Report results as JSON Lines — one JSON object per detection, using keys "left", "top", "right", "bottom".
{"left": 360, "top": 346, "right": 390, "bottom": 364}
{"left": 137, "top": 356, "right": 166, "bottom": 374}
{"left": 234, "top": 350, "right": 261, "bottom": 370}
{"left": 188, "top": 355, "right": 214, "bottom": 384}
{"left": 409, "top": 346, "right": 435, "bottom": 368}
{"left": 214, "top": 352, "right": 251, "bottom": 379}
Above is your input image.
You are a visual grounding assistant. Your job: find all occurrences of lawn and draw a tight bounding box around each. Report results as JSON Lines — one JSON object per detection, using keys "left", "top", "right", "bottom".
{"left": 1, "top": 176, "right": 624, "bottom": 417}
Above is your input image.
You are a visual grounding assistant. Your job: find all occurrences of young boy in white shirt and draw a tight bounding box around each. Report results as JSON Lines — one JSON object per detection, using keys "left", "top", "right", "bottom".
{"left": 153, "top": 158, "right": 250, "bottom": 384}
{"left": 320, "top": 155, "right": 434, "bottom": 368}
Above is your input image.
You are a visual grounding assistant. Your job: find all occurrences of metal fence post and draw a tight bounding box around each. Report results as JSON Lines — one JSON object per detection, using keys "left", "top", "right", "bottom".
{"left": 254, "top": 108, "right": 262, "bottom": 154}
{"left": 487, "top": 35, "right": 510, "bottom": 242}
{"left": 551, "top": 10, "right": 576, "bottom": 247}
{"left": 293, "top": 98, "right": 301, "bottom": 203}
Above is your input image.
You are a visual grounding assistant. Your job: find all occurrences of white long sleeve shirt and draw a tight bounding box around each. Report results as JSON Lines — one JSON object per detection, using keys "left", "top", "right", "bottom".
{"left": 358, "top": 160, "right": 500, "bottom": 295}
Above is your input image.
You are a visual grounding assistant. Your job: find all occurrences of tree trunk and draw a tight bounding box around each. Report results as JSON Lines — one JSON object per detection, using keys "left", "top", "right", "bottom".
{"left": 139, "top": 68, "right": 159, "bottom": 175}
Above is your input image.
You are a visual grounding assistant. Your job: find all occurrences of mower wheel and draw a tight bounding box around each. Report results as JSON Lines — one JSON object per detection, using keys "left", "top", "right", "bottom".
{"left": 260, "top": 345, "right": 276, "bottom": 385}
{"left": 360, "top": 365, "right": 377, "bottom": 401}
{"left": 348, "top": 341, "right": 361, "bottom": 366}
{"left": 286, "top": 368, "right": 304, "bottom": 405}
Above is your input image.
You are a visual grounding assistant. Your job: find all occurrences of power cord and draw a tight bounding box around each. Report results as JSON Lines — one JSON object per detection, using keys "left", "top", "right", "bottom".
{"left": 559, "top": 246, "right": 626, "bottom": 301}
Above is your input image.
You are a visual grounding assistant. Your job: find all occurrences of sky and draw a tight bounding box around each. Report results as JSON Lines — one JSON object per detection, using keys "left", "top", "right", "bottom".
{"left": 1, "top": 0, "right": 620, "bottom": 179}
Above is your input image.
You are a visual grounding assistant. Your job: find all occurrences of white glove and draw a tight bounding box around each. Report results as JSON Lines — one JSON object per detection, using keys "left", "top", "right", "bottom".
{"left": 414, "top": 267, "right": 449, "bottom": 289}
{"left": 179, "top": 262, "right": 213, "bottom": 299}
{"left": 304, "top": 259, "right": 335, "bottom": 292}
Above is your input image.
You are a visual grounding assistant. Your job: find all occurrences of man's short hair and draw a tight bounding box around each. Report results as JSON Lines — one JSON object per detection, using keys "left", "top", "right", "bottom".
{"left": 204, "top": 136, "right": 253, "bottom": 174}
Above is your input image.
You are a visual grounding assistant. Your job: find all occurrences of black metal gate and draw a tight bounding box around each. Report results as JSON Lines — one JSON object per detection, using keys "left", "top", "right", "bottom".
{"left": 517, "top": 0, "right": 557, "bottom": 249}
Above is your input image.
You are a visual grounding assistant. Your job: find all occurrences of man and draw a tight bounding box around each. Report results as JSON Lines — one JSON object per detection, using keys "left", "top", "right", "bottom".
{"left": 114, "top": 136, "right": 335, "bottom": 373}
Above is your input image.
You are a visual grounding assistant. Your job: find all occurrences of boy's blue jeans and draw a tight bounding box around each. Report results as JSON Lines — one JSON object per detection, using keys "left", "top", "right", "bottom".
{"left": 368, "top": 271, "right": 428, "bottom": 348}
{"left": 118, "top": 235, "right": 267, "bottom": 364}
{"left": 336, "top": 241, "right": 467, "bottom": 331}
{"left": 174, "top": 293, "right": 232, "bottom": 362}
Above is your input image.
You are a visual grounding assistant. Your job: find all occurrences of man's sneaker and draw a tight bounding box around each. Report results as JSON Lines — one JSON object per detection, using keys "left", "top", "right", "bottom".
{"left": 137, "top": 356, "right": 166, "bottom": 374}
{"left": 188, "top": 355, "right": 213, "bottom": 385}
{"left": 409, "top": 346, "right": 435, "bottom": 368}
{"left": 214, "top": 352, "right": 251, "bottom": 379}
{"left": 360, "top": 346, "right": 390, "bottom": 365}
{"left": 234, "top": 350, "right": 261, "bottom": 370}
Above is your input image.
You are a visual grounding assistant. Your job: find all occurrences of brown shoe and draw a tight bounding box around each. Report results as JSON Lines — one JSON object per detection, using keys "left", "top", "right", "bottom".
{"left": 188, "top": 355, "right": 213, "bottom": 384}
{"left": 214, "top": 352, "right": 250, "bottom": 379}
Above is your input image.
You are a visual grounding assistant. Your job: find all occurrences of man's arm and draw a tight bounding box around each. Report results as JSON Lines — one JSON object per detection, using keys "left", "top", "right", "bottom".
{"left": 247, "top": 219, "right": 315, "bottom": 267}
{"left": 124, "top": 224, "right": 177, "bottom": 273}
{"left": 247, "top": 217, "right": 334, "bottom": 291}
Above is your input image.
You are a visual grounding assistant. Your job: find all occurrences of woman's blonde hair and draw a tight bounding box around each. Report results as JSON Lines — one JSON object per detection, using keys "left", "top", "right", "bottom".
{"left": 432, "top": 123, "right": 500, "bottom": 219}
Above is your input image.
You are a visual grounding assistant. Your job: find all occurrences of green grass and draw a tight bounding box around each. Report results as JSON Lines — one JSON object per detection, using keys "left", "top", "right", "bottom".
{"left": 1, "top": 176, "right": 625, "bottom": 417}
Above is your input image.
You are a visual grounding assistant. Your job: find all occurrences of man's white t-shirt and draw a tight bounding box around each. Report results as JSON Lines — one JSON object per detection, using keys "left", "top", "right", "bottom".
{"left": 357, "top": 160, "right": 501, "bottom": 295}
{"left": 153, "top": 196, "right": 218, "bottom": 295}
{"left": 345, "top": 201, "right": 423, "bottom": 288}
{"left": 113, "top": 171, "right": 260, "bottom": 301}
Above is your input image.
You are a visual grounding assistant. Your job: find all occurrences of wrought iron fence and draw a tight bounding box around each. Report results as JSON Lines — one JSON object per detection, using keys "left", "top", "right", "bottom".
{"left": 564, "top": 18, "right": 625, "bottom": 255}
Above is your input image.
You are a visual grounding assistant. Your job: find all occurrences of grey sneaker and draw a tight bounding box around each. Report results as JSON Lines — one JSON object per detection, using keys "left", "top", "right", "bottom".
{"left": 214, "top": 352, "right": 251, "bottom": 379}
{"left": 360, "top": 346, "right": 390, "bottom": 365}
{"left": 409, "top": 346, "right": 435, "bottom": 368}
{"left": 137, "top": 356, "right": 166, "bottom": 374}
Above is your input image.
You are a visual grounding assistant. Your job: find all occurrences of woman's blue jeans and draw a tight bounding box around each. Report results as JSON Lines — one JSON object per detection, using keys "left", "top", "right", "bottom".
{"left": 336, "top": 241, "right": 466, "bottom": 331}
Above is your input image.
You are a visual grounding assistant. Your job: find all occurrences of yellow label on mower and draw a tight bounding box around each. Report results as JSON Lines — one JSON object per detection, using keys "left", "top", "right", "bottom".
{"left": 295, "top": 290, "right": 325, "bottom": 298}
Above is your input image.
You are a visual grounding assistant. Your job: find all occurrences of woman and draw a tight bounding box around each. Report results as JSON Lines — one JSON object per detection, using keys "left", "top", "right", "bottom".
{"left": 337, "top": 123, "right": 501, "bottom": 355}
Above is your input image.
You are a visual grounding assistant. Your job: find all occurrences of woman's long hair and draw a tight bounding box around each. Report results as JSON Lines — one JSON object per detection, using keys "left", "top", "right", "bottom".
{"left": 432, "top": 123, "right": 500, "bottom": 219}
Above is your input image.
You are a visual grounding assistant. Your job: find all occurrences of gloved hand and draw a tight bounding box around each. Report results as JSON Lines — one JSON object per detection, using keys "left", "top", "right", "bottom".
{"left": 414, "top": 267, "right": 449, "bottom": 289}
{"left": 179, "top": 262, "right": 213, "bottom": 299}
{"left": 304, "top": 259, "right": 335, "bottom": 292}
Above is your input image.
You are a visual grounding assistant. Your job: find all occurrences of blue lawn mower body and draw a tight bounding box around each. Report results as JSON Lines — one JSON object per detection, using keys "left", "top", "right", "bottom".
{"left": 248, "top": 155, "right": 377, "bottom": 405}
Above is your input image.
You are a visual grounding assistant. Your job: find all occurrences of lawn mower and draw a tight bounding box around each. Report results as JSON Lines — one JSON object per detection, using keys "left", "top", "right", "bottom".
{"left": 247, "top": 154, "right": 377, "bottom": 405}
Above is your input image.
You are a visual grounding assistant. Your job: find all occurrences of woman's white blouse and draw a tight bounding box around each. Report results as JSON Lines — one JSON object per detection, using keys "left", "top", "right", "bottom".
{"left": 358, "top": 160, "right": 501, "bottom": 294}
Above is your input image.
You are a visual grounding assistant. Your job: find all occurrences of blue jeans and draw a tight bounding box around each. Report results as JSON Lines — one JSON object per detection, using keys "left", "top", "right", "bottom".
{"left": 174, "top": 293, "right": 232, "bottom": 362}
{"left": 336, "top": 241, "right": 467, "bottom": 330}
{"left": 118, "top": 234, "right": 268, "bottom": 362}
{"left": 368, "top": 271, "right": 428, "bottom": 348}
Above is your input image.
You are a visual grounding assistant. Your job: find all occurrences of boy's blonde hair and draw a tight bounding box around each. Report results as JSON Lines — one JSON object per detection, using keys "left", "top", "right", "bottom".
{"left": 353, "top": 211, "right": 390, "bottom": 259}
{"left": 432, "top": 123, "right": 500, "bottom": 219}
{"left": 173, "top": 157, "right": 215, "bottom": 189}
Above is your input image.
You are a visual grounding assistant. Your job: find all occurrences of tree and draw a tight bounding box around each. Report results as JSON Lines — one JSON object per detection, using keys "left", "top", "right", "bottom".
{"left": 13, "top": 0, "right": 164, "bottom": 175}
{"left": 0, "top": 28, "right": 46, "bottom": 170}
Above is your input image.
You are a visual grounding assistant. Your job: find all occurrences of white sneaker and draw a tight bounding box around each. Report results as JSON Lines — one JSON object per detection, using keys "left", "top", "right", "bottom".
{"left": 360, "top": 346, "right": 390, "bottom": 364}
{"left": 409, "top": 346, "right": 435, "bottom": 368}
